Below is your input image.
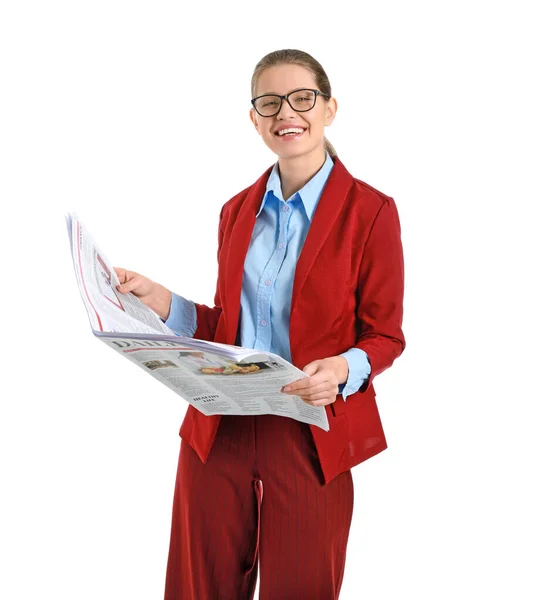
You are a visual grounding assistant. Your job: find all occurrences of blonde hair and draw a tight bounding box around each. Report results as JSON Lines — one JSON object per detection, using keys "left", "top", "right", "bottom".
{"left": 251, "top": 49, "right": 337, "bottom": 157}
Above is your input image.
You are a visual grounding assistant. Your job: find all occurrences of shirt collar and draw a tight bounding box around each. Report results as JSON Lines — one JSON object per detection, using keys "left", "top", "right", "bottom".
{"left": 256, "top": 151, "right": 334, "bottom": 221}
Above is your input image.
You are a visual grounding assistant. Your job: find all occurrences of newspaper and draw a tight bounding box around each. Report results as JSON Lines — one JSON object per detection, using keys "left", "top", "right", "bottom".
{"left": 66, "top": 213, "right": 329, "bottom": 431}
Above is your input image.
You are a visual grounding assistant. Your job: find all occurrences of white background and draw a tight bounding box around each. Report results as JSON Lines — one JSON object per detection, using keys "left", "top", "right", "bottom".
{"left": 1, "top": 1, "right": 535, "bottom": 598}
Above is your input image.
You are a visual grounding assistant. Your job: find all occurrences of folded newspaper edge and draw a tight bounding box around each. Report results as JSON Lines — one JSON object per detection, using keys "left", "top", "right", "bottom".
{"left": 66, "top": 212, "right": 329, "bottom": 432}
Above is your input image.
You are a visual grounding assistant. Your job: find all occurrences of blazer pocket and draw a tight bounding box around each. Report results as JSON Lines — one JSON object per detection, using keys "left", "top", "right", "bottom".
{"left": 330, "top": 387, "right": 376, "bottom": 417}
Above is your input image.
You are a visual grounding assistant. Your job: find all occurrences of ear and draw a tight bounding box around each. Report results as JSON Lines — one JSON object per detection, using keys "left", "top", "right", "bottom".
{"left": 250, "top": 108, "right": 261, "bottom": 133}
{"left": 324, "top": 96, "right": 338, "bottom": 126}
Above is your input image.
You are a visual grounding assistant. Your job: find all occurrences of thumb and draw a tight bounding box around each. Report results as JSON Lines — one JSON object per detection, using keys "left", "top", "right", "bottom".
{"left": 113, "top": 267, "right": 125, "bottom": 283}
{"left": 302, "top": 361, "right": 321, "bottom": 377}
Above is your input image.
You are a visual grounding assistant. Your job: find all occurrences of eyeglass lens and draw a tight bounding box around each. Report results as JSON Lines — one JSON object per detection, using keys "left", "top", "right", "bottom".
{"left": 255, "top": 90, "right": 317, "bottom": 116}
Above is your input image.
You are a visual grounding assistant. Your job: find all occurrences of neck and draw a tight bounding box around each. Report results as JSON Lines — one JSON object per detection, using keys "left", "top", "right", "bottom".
{"left": 277, "top": 146, "right": 328, "bottom": 201}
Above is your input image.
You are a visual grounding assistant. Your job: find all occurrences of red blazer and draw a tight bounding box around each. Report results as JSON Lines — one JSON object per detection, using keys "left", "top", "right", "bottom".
{"left": 178, "top": 156, "right": 406, "bottom": 485}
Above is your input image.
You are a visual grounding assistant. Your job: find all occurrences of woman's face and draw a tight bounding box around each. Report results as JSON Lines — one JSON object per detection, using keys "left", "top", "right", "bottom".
{"left": 249, "top": 64, "right": 337, "bottom": 161}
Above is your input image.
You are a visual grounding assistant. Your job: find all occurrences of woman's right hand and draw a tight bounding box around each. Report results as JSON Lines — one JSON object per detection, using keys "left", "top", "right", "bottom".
{"left": 114, "top": 267, "right": 172, "bottom": 321}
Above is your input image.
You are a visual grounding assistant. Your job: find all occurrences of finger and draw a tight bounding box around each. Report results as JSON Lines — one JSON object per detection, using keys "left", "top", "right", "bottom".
{"left": 114, "top": 267, "right": 126, "bottom": 283}
{"left": 282, "top": 374, "right": 322, "bottom": 393}
{"left": 310, "top": 398, "right": 335, "bottom": 406}
{"left": 288, "top": 381, "right": 334, "bottom": 398}
{"left": 281, "top": 378, "right": 307, "bottom": 393}
{"left": 283, "top": 375, "right": 331, "bottom": 394}
{"left": 302, "top": 361, "right": 322, "bottom": 377}
{"left": 302, "top": 397, "right": 333, "bottom": 407}
{"left": 117, "top": 277, "right": 140, "bottom": 294}
{"left": 299, "top": 388, "right": 338, "bottom": 401}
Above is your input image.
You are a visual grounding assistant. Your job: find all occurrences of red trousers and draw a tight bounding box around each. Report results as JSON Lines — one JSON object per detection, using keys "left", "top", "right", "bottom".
{"left": 164, "top": 413, "right": 354, "bottom": 600}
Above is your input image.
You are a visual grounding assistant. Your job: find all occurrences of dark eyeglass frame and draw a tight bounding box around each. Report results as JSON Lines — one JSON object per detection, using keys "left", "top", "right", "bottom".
{"left": 251, "top": 88, "right": 331, "bottom": 117}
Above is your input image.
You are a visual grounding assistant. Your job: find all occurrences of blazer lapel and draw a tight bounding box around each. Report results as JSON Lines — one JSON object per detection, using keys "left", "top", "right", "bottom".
{"left": 222, "top": 157, "right": 354, "bottom": 346}
{"left": 290, "top": 157, "right": 354, "bottom": 317}
{"left": 223, "top": 166, "right": 272, "bottom": 344}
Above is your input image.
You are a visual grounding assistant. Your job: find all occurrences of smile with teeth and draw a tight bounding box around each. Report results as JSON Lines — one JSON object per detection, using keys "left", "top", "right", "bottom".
{"left": 276, "top": 127, "right": 306, "bottom": 136}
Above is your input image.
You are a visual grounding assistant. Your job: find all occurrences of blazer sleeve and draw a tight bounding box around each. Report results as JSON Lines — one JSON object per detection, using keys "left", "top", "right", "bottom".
{"left": 191, "top": 206, "right": 225, "bottom": 341}
{"left": 354, "top": 196, "right": 406, "bottom": 392}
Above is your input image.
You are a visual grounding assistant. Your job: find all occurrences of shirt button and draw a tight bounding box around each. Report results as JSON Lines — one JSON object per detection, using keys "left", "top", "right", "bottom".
{"left": 261, "top": 320, "right": 267, "bottom": 327}
{"left": 283, "top": 205, "right": 289, "bottom": 212}
{"left": 279, "top": 243, "right": 284, "bottom": 249}
{"left": 265, "top": 279, "right": 271, "bottom": 286}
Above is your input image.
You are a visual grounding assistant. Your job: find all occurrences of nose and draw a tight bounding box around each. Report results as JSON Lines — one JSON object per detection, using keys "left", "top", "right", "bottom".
{"left": 277, "top": 97, "right": 298, "bottom": 119}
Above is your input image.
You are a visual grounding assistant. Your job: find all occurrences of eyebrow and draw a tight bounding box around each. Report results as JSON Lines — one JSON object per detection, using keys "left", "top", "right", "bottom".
{"left": 255, "top": 87, "right": 313, "bottom": 96}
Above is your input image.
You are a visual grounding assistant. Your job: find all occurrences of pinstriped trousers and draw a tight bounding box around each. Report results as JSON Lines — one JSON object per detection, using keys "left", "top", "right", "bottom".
{"left": 163, "top": 413, "right": 354, "bottom": 600}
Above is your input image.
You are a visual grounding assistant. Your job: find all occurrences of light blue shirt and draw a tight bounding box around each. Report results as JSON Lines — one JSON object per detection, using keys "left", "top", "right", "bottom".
{"left": 165, "top": 152, "right": 371, "bottom": 399}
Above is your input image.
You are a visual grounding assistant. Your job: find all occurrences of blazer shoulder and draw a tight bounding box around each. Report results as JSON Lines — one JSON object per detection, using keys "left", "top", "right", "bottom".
{"left": 217, "top": 184, "right": 254, "bottom": 225}
{"left": 224, "top": 183, "right": 254, "bottom": 210}
{"left": 351, "top": 176, "right": 394, "bottom": 208}
{"left": 334, "top": 157, "right": 393, "bottom": 208}
{"left": 218, "top": 164, "right": 272, "bottom": 225}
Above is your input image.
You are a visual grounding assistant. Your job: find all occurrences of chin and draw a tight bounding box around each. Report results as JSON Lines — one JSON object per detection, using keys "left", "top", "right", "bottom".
{"left": 269, "top": 141, "right": 309, "bottom": 157}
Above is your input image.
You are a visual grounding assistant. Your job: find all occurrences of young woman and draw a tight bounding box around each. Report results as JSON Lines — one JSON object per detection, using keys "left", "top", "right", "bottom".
{"left": 115, "top": 48, "right": 405, "bottom": 600}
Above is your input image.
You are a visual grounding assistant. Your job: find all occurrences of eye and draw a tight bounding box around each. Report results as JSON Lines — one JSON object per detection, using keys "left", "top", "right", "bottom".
{"left": 290, "top": 91, "right": 315, "bottom": 105}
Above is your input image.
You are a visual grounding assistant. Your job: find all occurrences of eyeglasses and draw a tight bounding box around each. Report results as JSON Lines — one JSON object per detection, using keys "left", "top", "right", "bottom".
{"left": 251, "top": 88, "right": 330, "bottom": 117}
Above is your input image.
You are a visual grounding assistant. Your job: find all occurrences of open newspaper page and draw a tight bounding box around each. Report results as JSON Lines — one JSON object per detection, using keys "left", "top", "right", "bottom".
{"left": 66, "top": 213, "right": 175, "bottom": 336}
{"left": 98, "top": 333, "right": 329, "bottom": 431}
{"left": 66, "top": 214, "right": 329, "bottom": 431}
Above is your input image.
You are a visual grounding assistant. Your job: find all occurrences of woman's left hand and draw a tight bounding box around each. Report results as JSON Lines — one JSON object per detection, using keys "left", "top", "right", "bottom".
{"left": 281, "top": 356, "right": 349, "bottom": 407}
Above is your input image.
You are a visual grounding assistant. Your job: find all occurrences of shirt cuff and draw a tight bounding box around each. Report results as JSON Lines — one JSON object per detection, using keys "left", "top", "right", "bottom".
{"left": 162, "top": 292, "right": 197, "bottom": 337}
{"left": 337, "top": 348, "right": 371, "bottom": 401}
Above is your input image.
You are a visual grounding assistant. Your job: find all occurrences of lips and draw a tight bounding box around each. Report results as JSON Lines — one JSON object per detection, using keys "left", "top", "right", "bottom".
{"left": 274, "top": 125, "right": 307, "bottom": 136}
{"left": 274, "top": 129, "right": 307, "bottom": 142}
